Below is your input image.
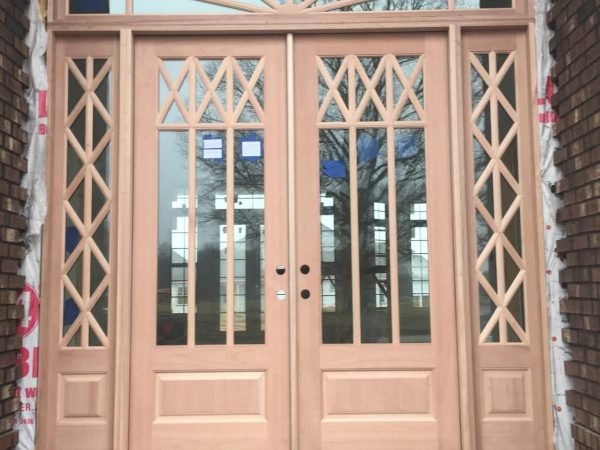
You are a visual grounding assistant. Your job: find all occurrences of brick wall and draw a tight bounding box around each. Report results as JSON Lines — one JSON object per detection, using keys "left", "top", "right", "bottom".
{"left": 549, "top": 1, "right": 600, "bottom": 449}
{"left": 0, "top": 0, "right": 31, "bottom": 449}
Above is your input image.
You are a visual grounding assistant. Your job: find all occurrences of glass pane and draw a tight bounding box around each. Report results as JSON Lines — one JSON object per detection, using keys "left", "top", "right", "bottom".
{"left": 396, "top": 56, "right": 424, "bottom": 121}
{"left": 357, "top": 58, "right": 384, "bottom": 122}
{"left": 92, "top": 180, "right": 107, "bottom": 221}
{"left": 134, "top": 0, "right": 256, "bottom": 13}
{"left": 395, "top": 129, "right": 431, "bottom": 343}
{"left": 67, "top": 328, "right": 82, "bottom": 348}
{"left": 68, "top": 69, "right": 84, "bottom": 113}
{"left": 317, "top": 0, "right": 447, "bottom": 11}
{"left": 95, "top": 144, "right": 111, "bottom": 185}
{"left": 66, "top": 143, "right": 83, "bottom": 187}
{"left": 70, "top": 0, "right": 110, "bottom": 13}
{"left": 480, "top": 286, "right": 499, "bottom": 343}
{"left": 234, "top": 130, "right": 265, "bottom": 344}
{"left": 235, "top": 59, "right": 262, "bottom": 124}
{"left": 157, "top": 132, "right": 189, "bottom": 345}
{"left": 69, "top": 181, "right": 85, "bottom": 226}
{"left": 65, "top": 215, "right": 80, "bottom": 259}
{"left": 196, "top": 130, "right": 227, "bottom": 345}
{"left": 320, "top": 129, "right": 353, "bottom": 344}
{"left": 90, "top": 290, "right": 109, "bottom": 347}
{"left": 63, "top": 286, "right": 80, "bottom": 338}
{"left": 93, "top": 215, "right": 111, "bottom": 260}
{"left": 319, "top": 58, "right": 347, "bottom": 122}
{"left": 198, "top": 59, "right": 226, "bottom": 124}
{"left": 456, "top": 0, "right": 511, "bottom": 8}
{"left": 357, "top": 129, "right": 391, "bottom": 343}
{"left": 93, "top": 107, "right": 109, "bottom": 149}
{"left": 70, "top": 109, "right": 86, "bottom": 150}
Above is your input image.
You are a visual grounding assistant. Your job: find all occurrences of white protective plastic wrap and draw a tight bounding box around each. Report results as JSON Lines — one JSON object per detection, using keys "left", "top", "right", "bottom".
{"left": 535, "top": 1, "right": 573, "bottom": 449}
{"left": 15, "top": 2, "right": 48, "bottom": 449}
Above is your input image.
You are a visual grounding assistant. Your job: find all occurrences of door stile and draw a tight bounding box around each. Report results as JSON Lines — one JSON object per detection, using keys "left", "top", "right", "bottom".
{"left": 423, "top": 33, "right": 462, "bottom": 450}
{"left": 448, "top": 24, "right": 477, "bottom": 450}
{"left": 113, "top": 28, "right": 134, "bottom": 450}
{"left": 286, "top": 32, "right": 299, "bottom": 450}
{"left": 293, "top": 37, "right": 322, "bottom": 450}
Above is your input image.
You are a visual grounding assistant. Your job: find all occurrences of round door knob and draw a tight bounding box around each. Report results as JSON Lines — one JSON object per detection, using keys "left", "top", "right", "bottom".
{"left": 300, "top": 289, "right": 311, "bottom": 300}
{"left": 276, "top": 265, "right": 286, "bottom": 275}
{"left": 300, "top": 264, "right": 310, "bottom": 274}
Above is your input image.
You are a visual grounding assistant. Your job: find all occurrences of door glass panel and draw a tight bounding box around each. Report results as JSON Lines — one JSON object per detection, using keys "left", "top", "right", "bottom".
{"left": 320, "top": 129, "right": 353, "bottom": 344}
{"left": 195, "top": 130, "right": 227, "bottom": 345}
{"left": 157, "top": 56, "right": 267, "bottom": 347}
{"left": 395, "top": 128, "right": 430, "bottom": 342}
{"left": 318, "top": 54, "right": 431, "bottom": 344}
{"left": 358, "top": 129, "right": 391, "bottom": 343}
{"left": 157, "top": 131, "right": 189, "bottom": 345}
{"left": 234, "top": 130, "right": 265, "bottom": 344}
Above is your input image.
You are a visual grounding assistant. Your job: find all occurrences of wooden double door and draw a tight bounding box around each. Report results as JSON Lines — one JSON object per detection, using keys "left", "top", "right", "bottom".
{"left": 131, "top": 33, "right": 459, "bottom": 450}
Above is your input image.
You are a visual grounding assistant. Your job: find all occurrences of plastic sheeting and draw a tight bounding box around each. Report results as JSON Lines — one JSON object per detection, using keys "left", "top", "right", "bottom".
{"left": 535, "top": 1, "right": 573, "bottom": 449}
{"left": 15, "top": 2, "right": 48, "bottom": 449}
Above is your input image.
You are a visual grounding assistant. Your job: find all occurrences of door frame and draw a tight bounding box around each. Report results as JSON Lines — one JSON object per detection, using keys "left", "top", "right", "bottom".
{"left": 38, "top": 3, "right": 553, "bottom": 449}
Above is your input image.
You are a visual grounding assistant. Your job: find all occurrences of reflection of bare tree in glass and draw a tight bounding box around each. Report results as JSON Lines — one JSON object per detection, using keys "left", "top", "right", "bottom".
{"left": 311, "top": 0, "right": 447, "bottom": 11}
{"left": 319, "top": 56, "right": 428, "bottom": 343}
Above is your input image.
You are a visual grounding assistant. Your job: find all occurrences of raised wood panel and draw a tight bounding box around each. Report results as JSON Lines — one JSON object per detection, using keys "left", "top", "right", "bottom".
{"left": 482, "top": 369, "right": 531, "bottom": 417}
{"left": 59, "top": 373, "right": 108, "bottom": 421}
{"left": 322, "top": 421, "right": 438, "bottom": 450}
{"left": 323, "top": 371, "right": 432, "bottom": 417}
{"left": 480, "top": 421, "right": 537, "bottom": 450}
{"left": 155, "top": 372, "right": 266, "bottom": 419}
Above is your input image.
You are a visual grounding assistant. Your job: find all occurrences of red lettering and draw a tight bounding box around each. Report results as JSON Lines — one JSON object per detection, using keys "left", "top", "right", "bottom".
{"left": 17, "top": 348, "right": 29, "bottom": 377}
{"left": 25, "top": 388, "right": 37, "bottom": 399}
{"left": 16, "top": 347, "right": 39, "bottom": 379}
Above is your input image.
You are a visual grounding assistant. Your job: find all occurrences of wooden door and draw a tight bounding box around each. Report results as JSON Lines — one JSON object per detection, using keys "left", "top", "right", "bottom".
{"left": 130, "top": 36, "right": 289, "bottom": 450}
{"left": 294, "top": 34, "right": 461, "bottom": 450}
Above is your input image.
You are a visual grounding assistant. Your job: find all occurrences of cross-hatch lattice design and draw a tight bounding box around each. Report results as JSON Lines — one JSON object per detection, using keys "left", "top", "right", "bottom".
{"left": 470, "top": 51, "right": 527, "bottom": 344}
{"left": 159, "top": 57, "right": 264, "bottom": 127}
{"left": 317, "top": 54, "right": 425, "bottom": 126}
{"left": 62, "top": 58, "right": 113, "bottom": 348}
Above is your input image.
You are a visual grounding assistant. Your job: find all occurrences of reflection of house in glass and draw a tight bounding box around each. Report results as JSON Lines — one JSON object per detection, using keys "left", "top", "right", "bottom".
{"left": 320, "top": 195, "right": 430, "bottom": 312}
{"left": 166, "top": 193, "right": 265, "bottom": 332}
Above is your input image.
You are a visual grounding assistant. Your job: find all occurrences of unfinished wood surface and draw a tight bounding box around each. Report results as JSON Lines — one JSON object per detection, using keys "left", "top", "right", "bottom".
{"left": 129, "top": 36, "right": 289, "bottom": 450}
{"left": 52, "top": 0, "right": 529, "bottom": 22}
{"left": 113, "top": 28, "right": 133, "bottom": 450}
{"left": 462, "top": 30, "right": 550, "bottom": 450}
{"left": 294, "top": 33, "right": 461, "bottom": 450}
{"left": 37, "top": 36, "right": 119, "bottom": 450}
{"left": 448, "top": 23, "right": 477, "bottom": 450}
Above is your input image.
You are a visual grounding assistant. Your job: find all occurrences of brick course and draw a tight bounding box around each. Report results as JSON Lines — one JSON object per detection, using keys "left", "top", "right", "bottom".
{"left": 549, "top": 0, "right": 600, "bottom": 448}
{"left": 0, "top": 0, "right": 30, "bottom": 449}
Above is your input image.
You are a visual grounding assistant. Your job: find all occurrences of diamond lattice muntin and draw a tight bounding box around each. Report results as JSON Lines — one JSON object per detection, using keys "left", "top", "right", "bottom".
{"left": 470, "top": 51, "right": 526, "bottom": 344}
{"left": 62, "top": 57, "right": 113, "bottom": 348}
